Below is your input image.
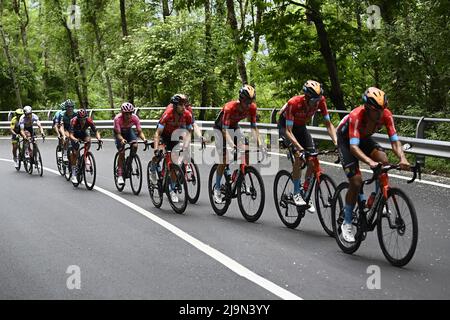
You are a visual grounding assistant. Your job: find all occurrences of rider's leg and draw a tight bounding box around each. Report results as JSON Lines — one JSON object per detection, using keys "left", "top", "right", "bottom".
{"left": 12, "top": 136, "right": 18, "bottom": 159}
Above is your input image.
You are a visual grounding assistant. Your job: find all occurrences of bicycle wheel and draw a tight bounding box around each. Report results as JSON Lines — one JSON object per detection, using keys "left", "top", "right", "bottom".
{"left": 208, "top": 164, "right": 231, "bottom": 216}
{"left": 129, "top": 154, "right": 143, "bottom": 195}
{"left": 377, "top": 187, "right": 418, "bottom": 267}
{"left": 331, "top": 182, "right": 362, "bottom": 254}
{"left": 315, "top": 173, "right": 337, "bottom": 237}
{"left": 237, "top": 166, "right": 265, "bottom": 222}
{"left": 113, "top": 152, "right": 125, "bottom": 192}
{"left": 64, "top": 149, "right": 72, "bottom": 181}
{"left": 24, "top": 147, "right": 33, "bottom": 174}
{"left": 165, "top": 164, "right": 188, "bottom": 214}
{"left": 16, "top": 145, "right": 23, "bottom": 171}
{"left": 35, "top": 147, "right": 43, "bottom": 177}
{"left": 83, "top": 152, "right": 96, "bottom": 190}
{"left": 185, "top": 159, "right": 201, "bottom": 204}
{"left": 56, "top": 145, "right": 64, "bottom": 175}
{"left": 147, "top": 160, "right": 163, "bottom": 208}
{"left": 273, "top": 170, "right": 303, "bottom": 229}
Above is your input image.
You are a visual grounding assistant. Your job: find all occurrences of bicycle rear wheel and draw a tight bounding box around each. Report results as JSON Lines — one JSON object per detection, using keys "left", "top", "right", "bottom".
{"left": 113, "top": 152, "right": 125, "bottom": 192}
{"left": 165, "top": 164, "right": 188, "bottom": 214}
{"left": 147, "top": 160, "right": 163, "bottom": 208}
{"left": 377, "top": 187, "right": 418, "bottom": 267}
{"left": 237, "top": 166, "right": 265, "bottom": 222}
{"left": 208, "top": 164, "right": 231, "bottom": 216}
{"left": 24, "top": 148, "right": 33, "bottom": 174}
{"left": 130, "top": 154, "right": 143, "bottom": 195}
{"left": 83, "top": 152, "right": 96, "bottom": 190}
{"left": 185, "top": 159, "right": 201, "bottom": 204}
{"left": 56, "top": 145, "right": 64, "bottom": 175}
{"left": 273, "top": 170, "right": 303, "bottom": 229}
{"left": 315, "top": 173, "right": 337, "bottom": 237}
{"left": 331, "top": 182, "right": 362, "bottom": 254}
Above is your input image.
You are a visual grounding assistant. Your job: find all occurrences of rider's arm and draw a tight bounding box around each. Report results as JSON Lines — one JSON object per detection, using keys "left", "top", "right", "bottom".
{"left": 10, "top": 119, "right": 17, "bottom": 136}
{"left": 349, "top": 144, "right": 378, "bottom": 168}
{"left": 285, "top": 125, "right": 304, "bottom": 153}
{"left": 36, "top": 119, "right": 45, "bottom": 136}
{"left": 325, "top": 120, "right": 337, "bottom": 146}
{"left": 153, "top": 126, "right": 163, "bottom": 152}
{"left": 193, "top": 122, "right": 202, "bottom": 139}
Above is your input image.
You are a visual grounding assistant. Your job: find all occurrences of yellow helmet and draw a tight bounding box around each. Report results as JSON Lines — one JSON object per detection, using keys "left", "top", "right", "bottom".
{"left": 303, "top": 80, "right": 323, "bottom": 98}
{"left": 239, "top": 84, "right": 256, "bottom": 102}
{"left": 363, "top": 87, "right": 387, "bottom": 110}
{"left": 15, "top": 108, "right": 24, "bottom": 116}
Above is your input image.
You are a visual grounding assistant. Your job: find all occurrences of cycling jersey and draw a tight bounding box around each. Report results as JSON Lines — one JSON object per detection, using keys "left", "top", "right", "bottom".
{"left": 113, "top": 113, "right": 142, "bottom": 133}
{"left": 214, "top": 101, "right": 257, "bottom": 129}
{"left": 52, "top": 110, "right": 62, "bottom": 126}
{"left": 157, "top": 107, "right": 193, "bottom": 136}
{"left": 19, "top": 114, "right": 40, "bottom": 130}
{"left": 337, "top": 106, "right": 398, "bottom": 145}
{"left": 10, "top": 116, "right": 21, "bottom": 134}
{"left": 279, "top": 95, "right": 330, "bottom": 127}
{"left": 69, "top": 117, "right": 97, "bottom": 134}
{"left": 59, "top": 110, "right": 78, "bottom": 130}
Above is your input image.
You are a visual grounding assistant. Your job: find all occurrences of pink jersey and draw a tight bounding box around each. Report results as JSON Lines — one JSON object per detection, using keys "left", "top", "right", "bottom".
{"left": 113, "top": 113, "right": 141, "bottom": 133}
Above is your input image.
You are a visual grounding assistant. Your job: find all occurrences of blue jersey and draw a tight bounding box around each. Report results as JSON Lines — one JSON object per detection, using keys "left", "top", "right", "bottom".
{"left": 52, "top": 110, "right": 62, "bottom": 125}
{"left": 59, "top": 109, "right": 78, "bottom": 129}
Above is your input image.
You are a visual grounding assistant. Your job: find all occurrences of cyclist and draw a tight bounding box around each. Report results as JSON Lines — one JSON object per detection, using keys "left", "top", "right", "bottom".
{"left": 19, "top": 105, "right": 45, "bottom": 159}
{"left": 69, "top": 109, "right": 102, "bottom": 183}
{"left": 53, "top": 103, "right": 66, "bottom": 159}
{"left": 150, "top": 94, "right": 194, "bottom": 202}
{"left": 114, "top": 102, "right": 147, "bottom": 186}
{"left": 278, "top": 80, "right": 337, "bottom": 211}
{"left": 58, "top": 99, "right": 78, "bottom": 162}
{"left": 10, "top": 108, "right": 23, "bottom": 168}
{"left": 212, "top": 84, "right": 264, "bottom": 204}
{"left": 336, "top": 87, "right": 410, "bottom": 242}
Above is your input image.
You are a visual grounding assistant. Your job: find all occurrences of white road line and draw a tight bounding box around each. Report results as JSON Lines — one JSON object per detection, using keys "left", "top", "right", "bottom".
{"left": 0, "top": 158, "right": 302, "bottom": 300}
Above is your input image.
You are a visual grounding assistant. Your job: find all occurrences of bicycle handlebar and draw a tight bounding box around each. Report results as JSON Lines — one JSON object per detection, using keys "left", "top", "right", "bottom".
{"left": 365, "top": 162, "right": 422, "bottom": 185}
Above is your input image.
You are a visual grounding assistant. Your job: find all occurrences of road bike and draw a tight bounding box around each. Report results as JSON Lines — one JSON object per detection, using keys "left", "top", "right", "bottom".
{"left": 23, "top": 135, "right": 45, "bottom": 176}
{"left": 113, "top": 141, "right": 147, "bottom": 195}
{"left": 331, "top": 162, "right": 421, "bottom": 267}
{"left": 181, "top": 140, "right": 205, "bottom": 204}
{"left": 273, "top": 138, "right": 339, "bottom": 235}
{"left": 70, "top": 140, "right": 103, "bottom": 190}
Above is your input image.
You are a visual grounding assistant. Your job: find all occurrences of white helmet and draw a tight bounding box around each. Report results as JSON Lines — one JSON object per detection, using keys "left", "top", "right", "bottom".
{"left": 23, "top": 105, "right": 32, "bottom": 114}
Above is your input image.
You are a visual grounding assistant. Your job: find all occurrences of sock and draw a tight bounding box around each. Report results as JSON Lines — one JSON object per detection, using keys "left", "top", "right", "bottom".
{"left": 344, "top": 204, "right": 355, "bottom": 224}
{"left": 293, "top": 179, "right": 301, "bottom": 194}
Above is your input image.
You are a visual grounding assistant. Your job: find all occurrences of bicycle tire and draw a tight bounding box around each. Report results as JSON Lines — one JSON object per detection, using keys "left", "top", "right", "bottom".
{"left": 315, "top": 173, "right": 337, "bottom": 237}
{"left": 113, "top": 152, "right": 125, "bottom": 192}
{"left": 83, "top": 152, "right": 96, "bottom": 190}
{"left": 208, "top": 164, "right": 231, "bottom": 216}
{"left": 56, "top": 145, "right": 64, "bottom": 175}
{"left": 130, "top": 154, "right": 143, "bottom": 195}
{"left": 273, "top": 170, "right": 303, "bottom": 229}
{"left": 331, "top": 182, "right": 362, "bottom": 254}
{"left": 147, "top": 160, "right": 163, "bottom": 208}
{"left": 165, "top": 164, "right": 188, "bottom": 214}
{"left": 237, "top": 166, "right": 265, "bottom": 222}
{"left": 185, "top": 159, "right": 201, "bottom": 204}
{"left": 377, "top": 187, "right": 418, "bottom": 267}
{"left": 35, "top": 147, "right": 43, "bottom": 177}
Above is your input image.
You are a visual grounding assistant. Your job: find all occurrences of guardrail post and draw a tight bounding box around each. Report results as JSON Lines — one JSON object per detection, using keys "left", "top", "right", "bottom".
{"left": 311, "top": 113, "right": 319, "bottom": 127}
{"left": 135, "top": 108, "right": 140, "bottom": 117}
{"left": 8, "top": 111, "right": 13, "bottom": 121}
{"left": 89, "top": 109, "right": 94, "bottom": 119}
{"left": 415, "top": 116, "right": 426, "bottom": 167}
{"left": 271, "top": 108, "right": 277, "bottom": 124}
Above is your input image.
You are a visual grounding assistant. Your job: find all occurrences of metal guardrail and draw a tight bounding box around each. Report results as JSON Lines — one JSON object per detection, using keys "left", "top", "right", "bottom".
{"left": 1, "top": 118, "right": 449, "bottom": 163}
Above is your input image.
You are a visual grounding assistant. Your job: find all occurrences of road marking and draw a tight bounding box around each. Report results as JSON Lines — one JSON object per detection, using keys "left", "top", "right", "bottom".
{"left": 0, "top": 158, "right": 302, "bottom": 300}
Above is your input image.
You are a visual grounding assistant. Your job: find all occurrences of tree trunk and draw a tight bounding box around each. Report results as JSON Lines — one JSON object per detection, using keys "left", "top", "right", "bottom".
{"left": 0, "top": 23, "right": 22, "bottom": 107}
{"left": 120, "top": 0, "right": 134, "bottom": 104}
{"left": 162, "top": 0, "right": 170, "bottom": 20}
{"left": 226, "top": 0, "right": 248, "bottom": 85}
{"left": 200, "top": 0, "right": 213, "bottom": 120}
{"left": 11, "top": 0, "right": 32, "bottom": 67}
{"left": 252, "top": 1, "right": 263, "bottom": 57}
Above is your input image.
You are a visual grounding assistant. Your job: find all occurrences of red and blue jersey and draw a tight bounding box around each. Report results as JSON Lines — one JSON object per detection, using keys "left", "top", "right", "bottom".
{"left": 158, "top": 107, "right": 193, "bottom": 136}
{"left": 69, "top": 117, "right": 97, "bottom": 133}
{"left": 337, "top": 106, "right": 398, "bottom": 145}
{"left": 215, "top": 101, "right": 257, "bottom": 129}
{"left": 280, "top": 95, "right": 330, "bottom": 127}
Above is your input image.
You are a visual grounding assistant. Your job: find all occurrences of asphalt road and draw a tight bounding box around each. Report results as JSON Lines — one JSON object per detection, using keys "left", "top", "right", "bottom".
{"left": 0, "top": 138, "right": 449, "bottom": 299}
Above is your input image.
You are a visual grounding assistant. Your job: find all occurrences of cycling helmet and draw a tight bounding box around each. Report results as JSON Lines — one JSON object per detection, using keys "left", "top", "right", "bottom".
{"left": 363, "top": 87, "right": 387, "bottom": 110}
{"left": 23, "top": 105, "right": 32, "bottom": 115}
{"left": 15, "top": 108, "right": 24, "bottom": 117}
{"left": 170, "top": 94, "right": 188, "bottom": 107}
{"left": 77, "top": 109, "right": 88, "bottom": 119}
{"left": 302, "top": 80, "right": 323, "bottom": 98}
{"left": 60, "top": 102, "right": 66, "bottom": 111}
{"left": 239, "top": 84, "right": 256, "bottom": 102}
{"left": 64, "top": 99, "right": 75, "bottom": 109}
{"left": 121, "top": 102, "right": 135, "bottom": 113}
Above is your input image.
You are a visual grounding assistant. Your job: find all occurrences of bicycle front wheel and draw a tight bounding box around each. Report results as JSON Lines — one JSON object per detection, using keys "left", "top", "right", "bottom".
{"left": 165, "top": 164, "right": 188, "bottom": 214}
{"left": 377, "top": 187, "right": 418, "bottom": 267}
{"left": 147, "top": 161, "right": 163, "bottom": 208}
{"left": 237, "top": 166, "right": 265, "bottom": 222}
{"left": 331, "top": 182, "right": 362, "bottom": 254}
{"left": 113, "top": 152, "right": 125, "bottom": 192}
{"left": 130, "top": 154, "right": 143, "bottom": 195}
{"left": 315, "top": 173, "right": 337, "bottom": 237}
{"left": 273, "top": 170, "right": 303, "bottom": 229}
{"left": 83, "top": 152, "right": 97, "bottom": 190}
{"left": 208, "top": 164, "right": 231, "bottom": 216}
{"left": 185, "top": 159, "right": 201, "bottom": 204}
{"left": 56, "top": 145, "right": 64, "bottom": 175}
{"left": 35, "top": 147, "right": 43, "bottom": 177}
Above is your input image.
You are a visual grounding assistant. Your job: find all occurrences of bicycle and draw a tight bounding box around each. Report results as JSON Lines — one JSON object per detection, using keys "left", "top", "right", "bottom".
{"left": 273, "top": 138, "right": 339, "bottom": 235}
{"left": 146, "top": 142, "right": 189, "bottom": 214}
{"left": 208, "top": 140, "right": 266, "bottom": 222}
{"left": 70, "top": 140, "right": 103, "bottom": 190}
{"left": 55, "top": 136, "right": 66, "bottom": 176}
{"left": 181, "top": 140, "right": 205, "bottom": 204}
{"left": 14, "top": 136, "right": 25, "bottom": 172}
{"left": 113, "top": 141, "right": 147, "bottom": 195}
{"left": 331, "top": 162, "right": 421, "bottom": 267}
{"left": 23, "top": 135, "right": 45, "bottom": 177}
